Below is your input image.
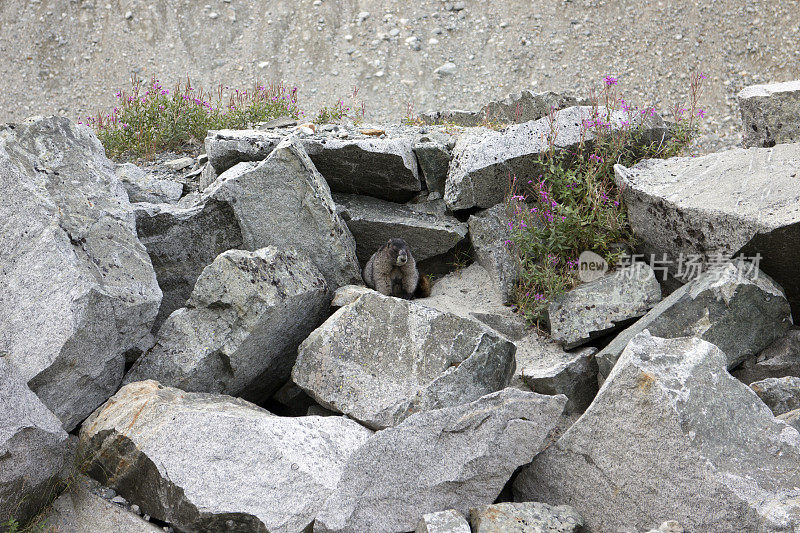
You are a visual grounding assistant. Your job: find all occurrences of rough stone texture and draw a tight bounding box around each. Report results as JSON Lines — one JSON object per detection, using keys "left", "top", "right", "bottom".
{"left": 80, "top": 381, "right": 372, "bottom": 533}
{"left": 115, "top": 162, "right": 183, "bottom": 204}
{"left": 334, "top": 193, "right": 467, "bottom": 264}
{"left": 614, "top": 142, "right": 800, "bottom": 318}
{"left": 413, "top": 139, "right": 452, "bottom": 195}
{"left": 1, "top": 357, "right": 71, "bottom": 525}
{"left": 733, "top": 328, "right": 800, "bottom": 384}
{"left": 549, "top": 264, "right": 662, "bottom": 349}
{"left": 514, "top": 331, "right": 800, "bottom": 533}
{"left": 469, "top": 502, "right": 584, "bottom": 533}
{"left": 206, "top": 128, "right": 424, "bottom": 202}
{"left": 468, "top": 204, "right": 519, "bottom": 304}
{"left": 779, "top": 408, "right": 800, "bottom": 433}
{"left": 418, "top": 263, "right": 530, "bottom": 341}
{"left": 738, "top": 80, "right": 800, "bottom": 148}
{"left": 0, "top": 116, "right": 162, "bottom": 430}
{"left": 43, "top": 475, "right": 163, "bottom": 533}
{"left": 415, "top": 510, "right": 471, "bottom": 533}
{"left": 514, "top": 333, "right": 598, "bottom": 414}
{"left": 421, "top": 91, "right": 583, "bottom": 127}
{"left": 133, "top": 198, "right": 244, "bottom": 335}
{"left": 750, "top": 376, "right": 800, "bottom": 416}
{"left": 331, "top": 284, "right": 379, "bottom": 307}
{"left": 314, "top": 388, "right": 567, "bottom": 533}
{"left": 205, "top": 137, "right": 362, "bottom": 289}
{"left": 293, "top": 292, "right": 517, "bottom": 429}
{"left": 125, "top": 247, "right": 330, "bottom": 402}
{"left": 198, "top": 162, "right": 218, "bottom": 190}
{"left": 445, "top": 106, "right": 667, "bottom": 210}
{"left": 596, "top": 261, "right": 793, "bottom": 381}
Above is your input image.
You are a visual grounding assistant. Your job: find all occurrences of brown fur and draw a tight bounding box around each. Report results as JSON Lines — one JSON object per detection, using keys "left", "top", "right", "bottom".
{"left": 363, "top": 238, "right": 429, "bottom": 299}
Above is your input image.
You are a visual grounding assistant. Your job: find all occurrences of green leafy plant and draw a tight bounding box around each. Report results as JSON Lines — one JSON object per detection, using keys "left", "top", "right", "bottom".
{"left": 506, "top": 73, "right": 706, "bottom": 324}
{"left": 84, "top": 76, "right": 302, "bottom": 159}
{"left": 314, "top": 85, "right": 366, "bottom": 125}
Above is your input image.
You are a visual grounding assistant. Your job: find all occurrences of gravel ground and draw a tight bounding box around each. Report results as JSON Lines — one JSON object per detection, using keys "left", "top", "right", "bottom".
{"left": 1, "top": 0, "right": 799, "bottom": 154}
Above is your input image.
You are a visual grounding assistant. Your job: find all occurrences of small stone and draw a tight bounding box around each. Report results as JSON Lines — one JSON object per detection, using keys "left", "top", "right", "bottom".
{"left": 163, "top": 156, "right": 194, "bottom": 171}
{"left": 110, "top": 495, "right": 127, "bottom": 505}
{"left": 434, "top": 62, "right": 456, "bottom": 77}
{"left": 124, "top": 10, "right": 132, "bottom": 19}
{"left": 208, "top": 11, "right": 218, "bottom": 19}
{"left": 357, "top": 11, "right": 369, "bottom": 22}
{"left": 389, "top": 28, "right": 400, "bottom": 37}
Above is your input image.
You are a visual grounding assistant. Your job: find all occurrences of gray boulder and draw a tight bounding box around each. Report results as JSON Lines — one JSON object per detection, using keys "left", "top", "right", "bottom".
{"left": 733, "top": 328, "right": 800, "bottom": 383}
{"left": 614, "top": 142, "right": 800, "bottom": 318}
{"left": 331, "top": 284, "right": 379, "bottom": 307}
{"left": 115, "top": 162, "right": 183, "bottom": 204}
{"left": 0, "top": 116, "right": 161, "bottom": 429}
{"left": 416, "top": 510, "right": 471, "bottom": 533}
{"left": 468, "top": 204, "right": 520, "bottom": 304}
{"left": 750, "top": 376, "right": 800, "bottom": 416}
{"left": 418, "top": 263, "right": 530, "bottom": 340}
{"left": 205, "top": 128, "right": 424, "bottom": 202}
{"left": 293, "top": 292, "right": 517, "bottom": 429}
{"left": 1, "top": 357, "right": 72, "bottom": 525}
{"left": 549, "top": 264, "right": 662, "bottom": 349}
{"left": 314, "top": 388, "right": 567, "bottom": 533}
{"left": 514, "top": 331, "right": 800, "bottom": 533}
{"left": 445, "top": 106, "right": 667, "bottom": 210}
{"left": 596, "top": 261, "right": 793, "bottom": 381}
{"left": 779, "top": 408, "right": 800, "bottom": 432}
{"left": 413, "top": 139, "right": 452, "bottom": 195}
{"left": 133, "top": 199, "right": 244, "bottom": 335}
{"left": 480, "top": 90, "right": 585, "bottom": 124}
{"left": 205, "top": 137, "right": 362, "bottom": 289}
{"left": 334, "top": 193, "right": 467, "bottom": 264}
{"left": 80, "top": 380, "right": 372, "bottom": 533}
{"left": 469, "top": 502, "right": 584, "bottom": 533}
{"left": 43, "top": 475, "right": 163, "bottom": 533}
{"left": 514, "top": 333, "right": 598, "bottom": 414}
{"left": 125, "top": 247, "right": 330, "bottom": 402}
{"left": 738, "top": 80, "right": 800, "bottom": 148}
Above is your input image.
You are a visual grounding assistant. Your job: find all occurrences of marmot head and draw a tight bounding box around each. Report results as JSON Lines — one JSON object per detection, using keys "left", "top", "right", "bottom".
{"left": 386, "top": 238, "right": 409, "bottom": 266}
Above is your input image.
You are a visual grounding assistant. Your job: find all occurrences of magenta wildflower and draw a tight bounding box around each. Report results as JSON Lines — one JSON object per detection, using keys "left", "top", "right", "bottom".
{"left": 603, "top": 75, "right": 618, "bottom": 86}
{"left": 697, "top": 109, "right": 705, "bottom": 118}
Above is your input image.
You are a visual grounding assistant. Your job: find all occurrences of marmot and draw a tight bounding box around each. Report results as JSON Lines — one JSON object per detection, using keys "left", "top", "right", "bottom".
{"left": 363, "top": 238, "right": 431, "bottom": 299}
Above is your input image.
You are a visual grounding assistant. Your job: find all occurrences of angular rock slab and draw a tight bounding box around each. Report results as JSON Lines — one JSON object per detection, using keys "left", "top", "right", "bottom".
{"left": 293, "top": 292, "right": 517, "bottom": 429}
{"left": 334, "top": 193, "right": 467, "bottom": 264}
{"left": 468, "top": 204, "right": 520, "bottom": 304}
{"left": 549, "top": 264, "right": 662, "bottom": 349}
{"left": 314, "top": 388, "right": 567, "bottom": 533}
{"left": 134, "top": 199, "right": 244, "bottom": 334}
{"left": 614, "top": 142, "right": 800, "bottom": 318}
{"left": 779, "top": 408, "right": 800, "bottom": 432}
{"left": 733, "top": 328, "right": 800, "bottom": 384}
{"left": 514, "top": 331, "right": 800, "bottom": 533}
{"left": 80, "top": 381, "right": 373, "bottom": 533}
{"left": 125, "top": 247, "right": 330, "bottom": 402}
{"left": 596, "top": 261, "right": 793, "bottom": 381}
{"left": 413, "top": 139, "right": 452, "bottom": 195}
{"left": 205, "top": 137, "right": 362, "bottom": 289}
{"left": 0, "top": 116, "right": 161, "bottom": 429}
{"left": 514, "top": 333, "right": 598, "bottom": 414}
{"left": 1, "top": 357, "right": 71, "bottom": 525}
{"left": 738, "top": 80, "right": 800, "bottom": 148}
{"left": 115, "top": 162, "right": 183, "bottom": 204}
{"left": 43, "top": 475, "right": 163, "bottom": 533}
{"left": 445, "top": 106, "right": 667, "bottom": 210}
{"left": 750, "top": 376, "right": 800, "bottom": 416}
{"left": 416, "top": 510, "right": 471, "bottom": 533}
{"left": 205, "top": 128, "right": 423, "bottom": 202}
{"left": 469, "top": 502, "right": 584, "bottom": 533}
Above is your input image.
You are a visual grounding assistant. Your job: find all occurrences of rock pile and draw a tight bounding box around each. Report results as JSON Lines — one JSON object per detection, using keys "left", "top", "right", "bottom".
{"left": 2, "top": 86, "right": 799, "bottom": 532}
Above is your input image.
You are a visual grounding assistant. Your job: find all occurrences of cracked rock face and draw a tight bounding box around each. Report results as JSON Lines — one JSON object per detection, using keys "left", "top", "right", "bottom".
{"left": 750, "top": 376, "right": 800, "bottom": 416}
{"left": 514, "top": 331, "right": 800, "bottom": 533}
{"left": 0, "top": 116, "right": 162, "bottom": 430}
{"left": 314, "top": 388, "right": 567, "bottom": 533}
{"left": 596, "top": 261, "right": 793, "bottom": 381}
{"left": 124, "top": 247, "right": 330, "bottom": 402}
{"left": 293, "top": 292, "right": 517, "bottom": 429}
{"left": 738, "top": 80, "right": 800, "bottom": 148}
{"left": 79, "top": 381, "right": 373, "bottom": 533}
{"left": 468, "top": 204, "right": 520, "bottom": 305}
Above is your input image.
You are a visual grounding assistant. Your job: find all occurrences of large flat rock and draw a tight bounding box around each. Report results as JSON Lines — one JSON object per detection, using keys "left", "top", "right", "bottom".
{"left": 596, "top": 261, "right": 793, "bottom": 381}
{"left": 514, "top": 331, "right": 800, "bottom": 532}
{"left": 0, "top": 116, "right": 161, "bottom": 429}
{"left": 293, "top": 291, "right": 517, "bottom": 429}
{"left": 614, "top": 142, "right": 800, "bottom": 318}
{"left": 468, "top": 204, "right": 520, "bottom": 304}
{"left": 314, "top": 388, "right": 566, "bottom": 533}
{"left": 334, "top": 193, "right": 467, "bottom": 264}
{"left": 738, "top": 80, "right": 800, "bottom": 148}
{"left": 733, "top": 328, "right": 800, "bottom": 383}
{"left": 125, "top": 247, "right": 330, "bottom": 402}
{"left": 1, "top": 357, "right": 72, "bottom": 525}
{"left": 80, "top": 381, "right": 372, "bottom": 533}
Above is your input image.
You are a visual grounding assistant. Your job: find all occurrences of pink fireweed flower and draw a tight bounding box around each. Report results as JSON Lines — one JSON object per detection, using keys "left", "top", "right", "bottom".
{"left": 697, "top": 109, "right": 706, "bottom": 118}
{"left": 510, "top": 194, "right": 525, "bottom": 201}
{"left": 533, "top": 293, "right": 545, "bottom": 301}
{"left": 604, "top": 75, "right": 618, "bottom": 86}
{"left": 589, "top": 154, "right": 603, "bottom": 163}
